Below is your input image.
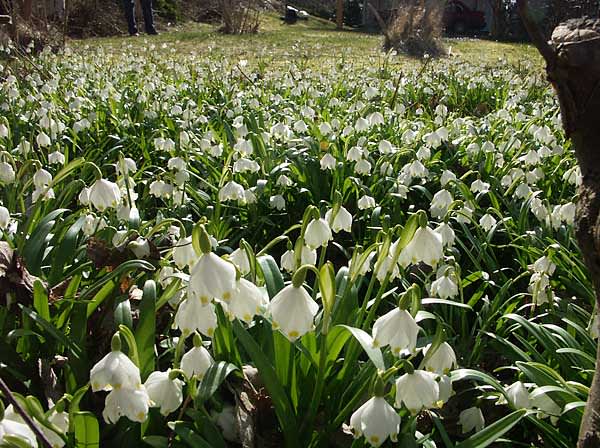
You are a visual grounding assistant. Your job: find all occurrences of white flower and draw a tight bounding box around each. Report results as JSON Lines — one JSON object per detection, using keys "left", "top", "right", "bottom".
{"left": 181, "top": 345, "right": 214, "bottom": 379}
{"left": 559, "top": 202, "right": 576, "bottom": 224}
{"left": 347, "top": 146, "right": 363, "bottom": 162}
{"left": 32, "top": 187, "right": 55, "bottom": 203}
{"left": 438, "top": 374, "right": 454, "bottom": 403}
{"left": 358, "top": 195, "right": 376, "bottom": 210}
{"left": 398, "top": 226, "right": 444, "bottom": 268}
{"left": 355, "top": 159, "right": 372, "bottom": 175}
{"left": 378, "top": 140, "right": 394, "bottom": 154}
{"left": 128, "top": 237, "right": 150, "bottom": 258}
{"left": 304, "top": 218, "right": 332, "bottom": 249}
{"left": 479, "top": 213, "right": 497, "bottom": 231}
{"left": 103, "top": 386, "right": 151, "bottom": 423}
{"left": 423, "top": 342, "right": 457, "bottom": 374}
{"left": 33, "top": 169, "right": 52, "bottom": 188}
{"left": 270, "top": 194, "right": 286, "bottom": 210}
{"left": 349, "top": 396, "right": 400, "bottom": 447}
{"left": 459, "top": 407, "right": 485, "bottom": 434}
{"left": 0, "top": 405, "right": 38, "bottom": 447}
{"left": 470, "top": 179, "right": 490, "bottom": 194}
{"left": 0, "top": 162, "right": 15, "bottom": 183}
{"left": 48, "top": 151, "right": 65, "bottom": 165}
{"left": 219, "top": 181, "right": 245, "bottom": 202}
{"left": 90, "top": 350, "right": 141, "bottom": 391}
{"left": 395, "top": 370, "right": 440, "bottom": 414}
{"left": 89, "top": 179, "right": 121, "bottom": 212}
{"left": 435, "top": 222, "right": 455, "bottom": 247}
{"left": 440, "top": 170, "right": 456, "bottom": 187}
{"left": 372, "top": 308, "right": 419, "bottom": 355}
{"left": 0, "top": 206, "right": 9, "bottom": 230}
{"left": 168, "top": 157, "right": 186, "bottom": 171}
{"left": 325, "top": 206, "right": 353, "bottom": 233}
{"left": 532, "top": 255, "right": 556, "bottom": 275}
{"left": 233, "top": 158, "right": 260, "bottom": 173}
{"left": 320, "top": 153, "right": 336, "bottom": 170}
{"left": 189, "top": 252, "right": 237, "bottom": 302}
{"left": 228, "top": 278, "right": 266, "bottom": 322}
{"left": 144, "top": 370, "right": 184, "bottom": 416}
{"left": 175, "top": 298, "right": 218, "bottom": 337}
{"left": 430, "top": 190, "right": 453, "bottom": 219}
{"left": 37, "top": 131, "right": 51, "bottom": 147}
{"left": 173, "top": 237, "right": 198, "bottom": 269}
{"left": 504, "top": 381, "right": 531, "bottom": 409}
{"left": 531, "top": 390, "right": 560, "bottom": 424}
{"left": 276, "top": 174, "right": 294, "bottom": 187}
{"left": 430, "top": 270, "right": 458, "bottom": 300}
{"left": 230, "top": 248, "right": 250, "bottom": 274}
{"left": 269, "top": 284, "right": 319, "bottom": 341}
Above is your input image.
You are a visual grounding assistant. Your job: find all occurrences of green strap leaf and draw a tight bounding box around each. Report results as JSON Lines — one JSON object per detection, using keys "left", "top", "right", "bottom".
{"left": 337, "top": 325, "right": 385, "bottom": 371}
{"left": 232, "top": 320, "right": 299, "bottom": 447}
{"left": 257, "top": 255, "right": 284, "bottom": 298}
{"left": 455, "top": 409, "right": 528, "bottom": 448}
{"left": 73, "top": 411, "right": 100, "bottom": 448}
{"left": 197, "top": 361, "right": 238, "bottom": 402}
{"left": 135, "top": 280, "right": 157, "bottom": 381}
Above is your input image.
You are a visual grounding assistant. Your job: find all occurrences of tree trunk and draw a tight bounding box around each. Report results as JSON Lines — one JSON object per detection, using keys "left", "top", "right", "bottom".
{"left": 518, "top": 3, "right": 600, "bottom": 446}
{"left": 336, "top": 0, "right": 343, "bottom": 29}
{"left": 22, "top": 0, "right": 32, "bottom": 20}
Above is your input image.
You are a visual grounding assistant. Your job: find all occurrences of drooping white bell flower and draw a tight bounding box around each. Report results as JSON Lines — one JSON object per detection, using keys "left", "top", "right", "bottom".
{"left": 0, "top": 206, "right": 9, "bottom": 230}
{"left": 36, "top": 131, "right": 51, "bottom": 147}
{"left": 0, "top": 162, "right": 15, "bottom": 184}
{"left": 230, "top": 248, "right": 251, "bottom": 275}
{"left": 459, "top": 407, "right": 485, "bottom": 434}
{"left": 378, "top": 140, "right": 394, "bottom": 154}
{"left": 440, "top": 170, "right": 456, "bottom": 187}
{"left": 173, "top": 236, "right": 198, "bottom": 269}
{"left": 438, "top": 375, "right": 454, "bottom": 404}
{"left": 423, "top": 342, "right": 457, "bottom": 375}
{"left": 33, "top": 168, "right": 52, "bottom": 188}
{"left": 304, "top": 218, "right": 332, "bottom": 249}
{"left": 227, "top": 278, "right": 266, "bottom": 323}
{"left": 435, "top": 222, "right": 455, "bottom": 247}
{"left": 320, "top": 153, "right": 336, "bottom": 170}
{"left": 90, "top": 349, "right": 141, "bottom": 392}
{"left": 144, "top": 370, "right": 184, "bottom": 416}
{"left": 269, "top": 284, "right": 319, "bottom": 342}
{"left": 372, "top": 308, "right": 419, "bottom": 356}
{"left": 89, "top": 179, "right": 121, "bottom": 212}
{"left": 181, "top": 336, "right": 214, "bottom": 379}
{"left": 479, "top": 213, "right": 497, "bottom": 231}
{"left": 128, "top": 238, "right": 150, "bottom": 259}
{"left": 358, "top": 195, "right": 376, "bottom": 210}
{"left": 218, "top": 181, "right": 245, "bottom": 202}
{"left": 0, "top": 404, "right": 38, "bottom": 447}
{"left": 349, "top": 396, "right": 400, "bottom": 447}
{"left": 430, "top": 190, "right": 453, "bottom": 219}
{"left": 398, "top": 226, "right": 444, "bottom": 268}
{"left": 394, "top": 370, "right": 440, "bottom": 414}
{"left": 175, "top": 298, "right": 218, "bottom": 337}
{"left": 532, "top": 255, "right": 556, "bottom": 275}
{"left": 48, "top": 151, "right": 65, "bottom": 165}
{"left": 530, "top": 389, "right": 560, "bottom": 424}
{"left": 502, "top": 381, "right": 531, "bottom": 409}
{"left": 430, "top": 266, "right": 459, "bottom": 299}
{"left": 269, "top": 195, "right": 286, "bottom": 210}
{"left": 102, "top": 386, "right": 151, "bottom": 423}
{"left": 355, "top": 159, "right": 372, "bottom": 176}
{"left": 325, "top": 206, "right": 353, "bottom": 233}
{"left": 189, "top": 251, "right": 237, "bottom": 302}
{"left": 470, "top": 179, "right": 490, "bottom": 194}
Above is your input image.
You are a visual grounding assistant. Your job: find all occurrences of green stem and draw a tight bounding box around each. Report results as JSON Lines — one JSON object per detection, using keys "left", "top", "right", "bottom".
{"left": 302, "top": 332, "right": 328, "bottom": 438}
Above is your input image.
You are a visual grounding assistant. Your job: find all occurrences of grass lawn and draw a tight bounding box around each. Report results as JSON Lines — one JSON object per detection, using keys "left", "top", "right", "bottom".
{"left": 76, "top": 13, "right": 543, "bottom": 71}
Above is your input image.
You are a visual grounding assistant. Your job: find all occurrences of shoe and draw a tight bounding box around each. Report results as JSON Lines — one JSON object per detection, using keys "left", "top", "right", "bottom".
{"left": 147, "top": 29, "right": 159, "bottom": 35}
{"left": 129, "top": 32, "right": 140, "bottom": 37}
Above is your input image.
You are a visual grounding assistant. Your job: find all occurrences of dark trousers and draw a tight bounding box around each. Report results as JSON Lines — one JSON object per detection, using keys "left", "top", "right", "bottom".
{"left": 122, "top": 0, "right": 156, "bottom": 35}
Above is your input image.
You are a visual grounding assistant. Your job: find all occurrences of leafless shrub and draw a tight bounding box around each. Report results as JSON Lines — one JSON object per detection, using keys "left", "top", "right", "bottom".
{"left": 218, "top": 0, "right": 260, "bottom": 34}
{"left": 378, "top": 0, "right": 445, "bottom": 58}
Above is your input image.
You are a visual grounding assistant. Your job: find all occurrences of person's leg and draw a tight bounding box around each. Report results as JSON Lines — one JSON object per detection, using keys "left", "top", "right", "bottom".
{"left": 141, "top": 0, "right": 158, "bottom": 34}
{"left": 122, "top": 0, "right": 138, "bottom": 35}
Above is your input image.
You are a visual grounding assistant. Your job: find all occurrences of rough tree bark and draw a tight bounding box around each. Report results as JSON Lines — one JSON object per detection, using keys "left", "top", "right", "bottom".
{"left": 517, "top": 2, "right": 600, "bottom": 447}
{"left": 336, "top": 0, "right": 343, "bottom": 29}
